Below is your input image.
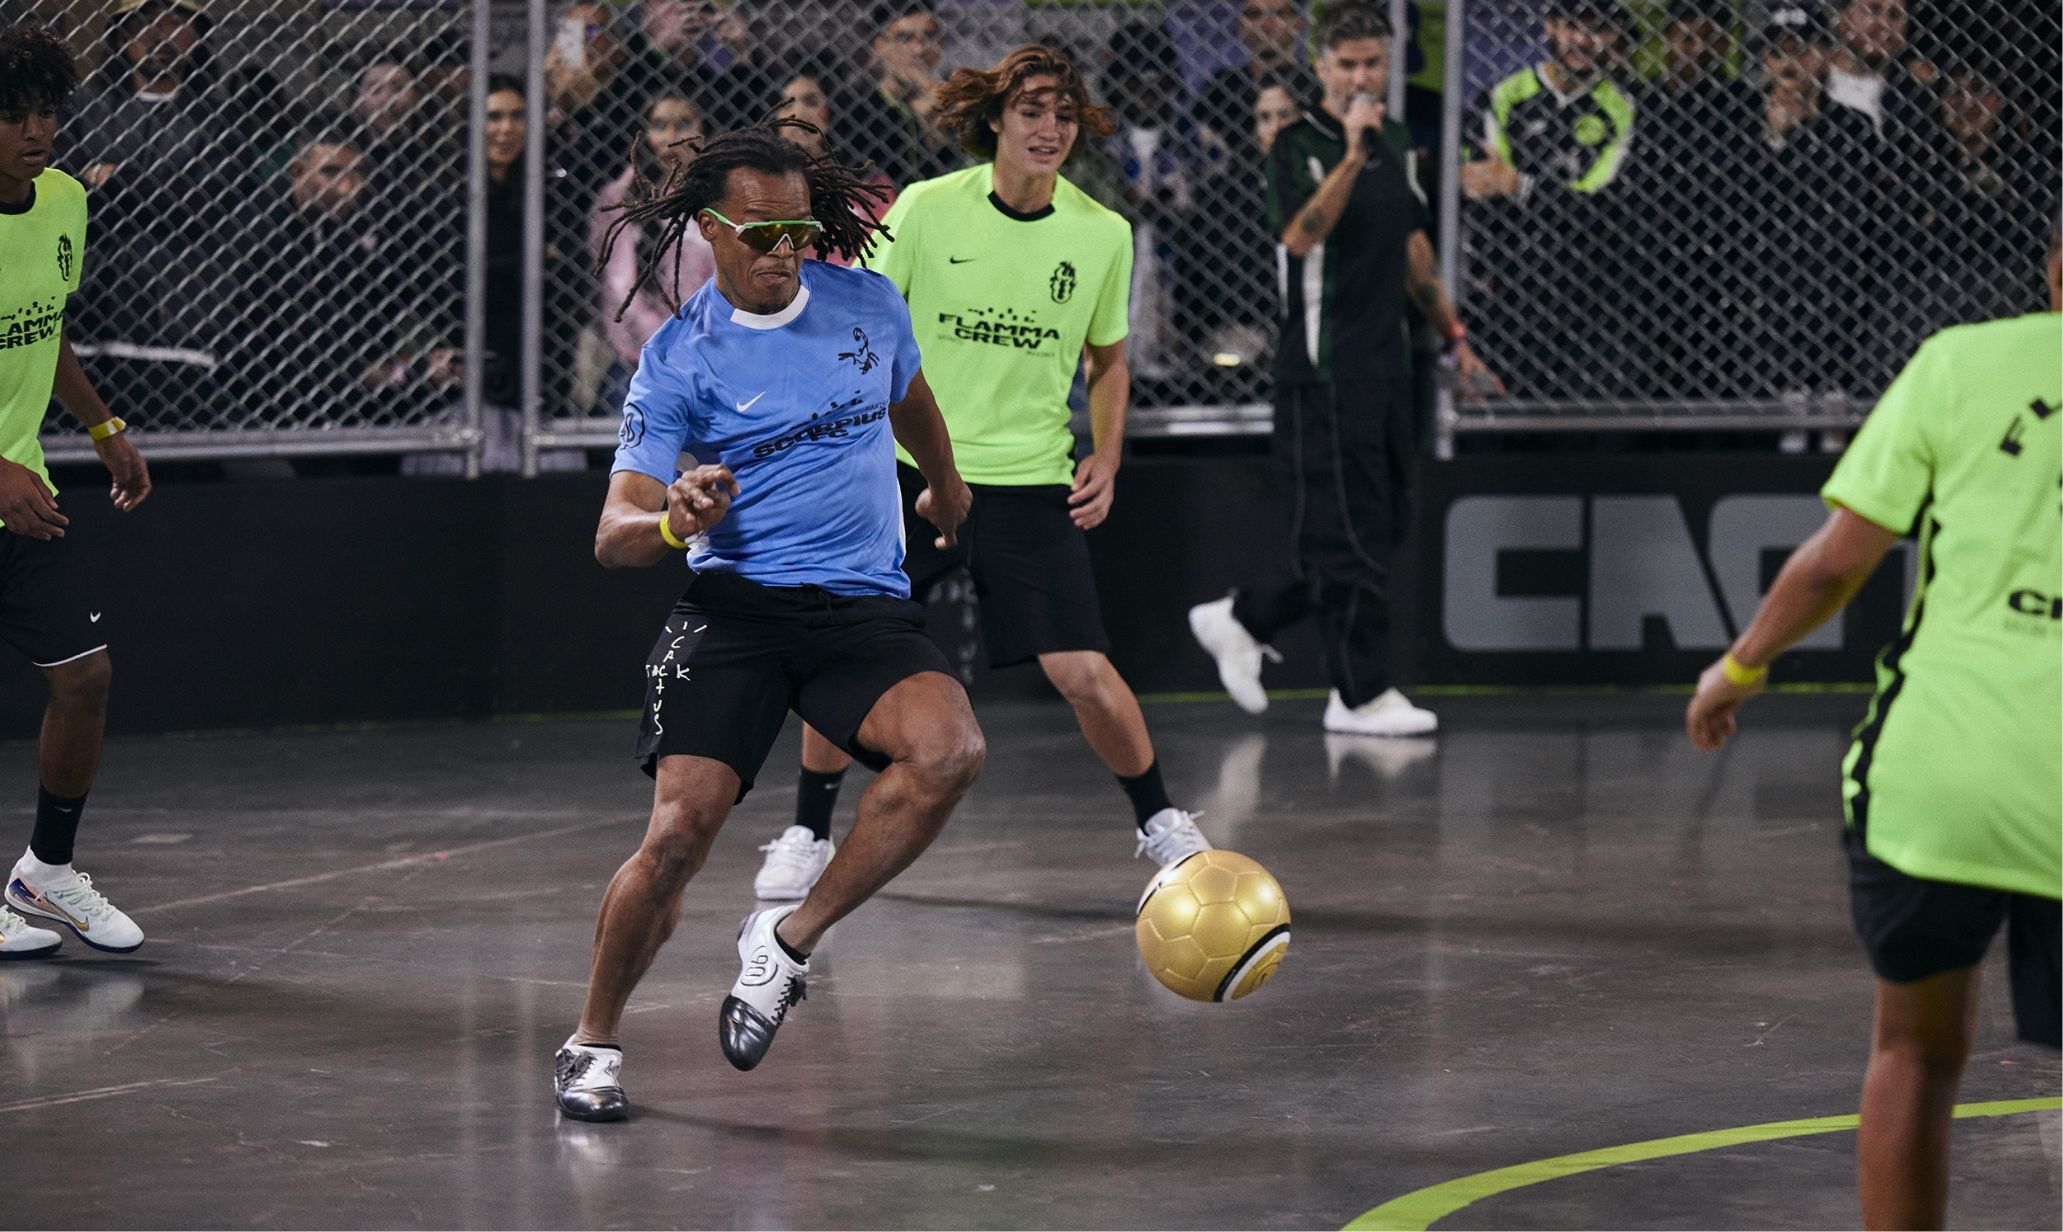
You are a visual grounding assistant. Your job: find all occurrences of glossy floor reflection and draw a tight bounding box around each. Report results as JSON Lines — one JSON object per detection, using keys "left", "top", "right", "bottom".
{"left": 2, "top": 694, "right": 2056, "bottom": 1230}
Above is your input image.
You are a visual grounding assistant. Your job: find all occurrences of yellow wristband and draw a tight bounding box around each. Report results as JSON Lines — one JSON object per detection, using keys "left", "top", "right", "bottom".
{"left": 656, "top": 510, "right": 691, "bottom": 551}
{"left": 88, "top": 416, "right": 127, "bottom": 441}
{"left": 1719, "top": 652, "right": 1768, "bottom": 687}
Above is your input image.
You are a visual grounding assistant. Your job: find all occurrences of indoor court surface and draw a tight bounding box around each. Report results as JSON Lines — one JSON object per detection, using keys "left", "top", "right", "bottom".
{"left": 3, "top": 693, "right": 2057, "bottom": 1230}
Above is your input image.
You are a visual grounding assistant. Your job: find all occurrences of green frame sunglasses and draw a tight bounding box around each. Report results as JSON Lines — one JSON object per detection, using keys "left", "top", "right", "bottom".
{"left": 702, "top": 209, "right": 824, "bottom": 253}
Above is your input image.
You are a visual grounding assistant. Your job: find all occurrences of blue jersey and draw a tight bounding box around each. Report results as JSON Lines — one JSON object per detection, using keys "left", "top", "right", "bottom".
{"left": 611, "top": 262, "right": 924, "bottom": 597}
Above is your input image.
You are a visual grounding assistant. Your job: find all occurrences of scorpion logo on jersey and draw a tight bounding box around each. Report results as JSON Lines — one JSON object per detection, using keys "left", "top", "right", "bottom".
{"left": 1049, "top": 260, "right": 1076, "bottom": 304}
{"left": 55, "top": 235, "right": 73, "bottom": 283}
{"left": 839, "top": 325, "right": 880, "bottom": 374}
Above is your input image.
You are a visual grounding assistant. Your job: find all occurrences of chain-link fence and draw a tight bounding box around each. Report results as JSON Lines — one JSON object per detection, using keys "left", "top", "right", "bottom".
{"left": 1442, "top": 0, "right": 2060, "bottom": 445}
{"left": 13, "top": 0, "right": 2056, "bottom": 467}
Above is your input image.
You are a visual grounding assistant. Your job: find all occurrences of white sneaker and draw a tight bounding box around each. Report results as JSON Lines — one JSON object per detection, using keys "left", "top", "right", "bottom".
{"left": 1188, "top": 596, "right": 1277, "bottom": 715}
{"left": 0, "top": 907, "right": 60, "bottom": 960}
{"left": 552, "top": 1039, "right": 628, "bottom": 1122}
{"left": 753, "top": 826, "right": 835, "bottom": 901}
{"left": 719, "top": 904, "right": 807, "bottom": 1072}
{"left": 1136, "top": 807, "right": 1211, "bottom": 868}
{"left": 6, "top": 861, "right": 144, "bottom": 953}
{"left": 1323, "top": 688, "right": 1438, "bottom": 737}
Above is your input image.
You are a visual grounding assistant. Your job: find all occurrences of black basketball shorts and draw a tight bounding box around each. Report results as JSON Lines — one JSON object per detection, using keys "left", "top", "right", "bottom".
{"left": 635, "top": 569, "right": 956, "bottom": 798}
{"left": 1845, "top": 828, "right": 2061, "bottom": 1049}
{"left": 0, "top": 531, "right": 109, "bottom": 667}
{"left": 896, "top": 463, "right": 1111, "bottom": 668}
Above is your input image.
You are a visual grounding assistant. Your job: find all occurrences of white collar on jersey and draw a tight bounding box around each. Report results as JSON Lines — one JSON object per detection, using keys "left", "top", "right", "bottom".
{"left": 729, "top": 284, "right": 811, "bottom": 330}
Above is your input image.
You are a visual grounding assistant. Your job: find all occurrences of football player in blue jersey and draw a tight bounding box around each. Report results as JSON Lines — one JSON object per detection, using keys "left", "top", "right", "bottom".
{"left": 553, "top": 119, "right": 978, "bottom": 1120}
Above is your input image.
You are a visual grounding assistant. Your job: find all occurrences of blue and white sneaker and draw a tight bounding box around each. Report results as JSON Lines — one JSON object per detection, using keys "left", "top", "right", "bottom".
{"left": 719, "top": 905, "right": 807, "bottom": 1072}
{"left": 6, "top": 859, "right": 143, "bottom": 953}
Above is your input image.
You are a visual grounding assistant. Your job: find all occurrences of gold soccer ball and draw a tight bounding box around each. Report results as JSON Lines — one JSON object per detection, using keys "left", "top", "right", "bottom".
{"left": 1135, "top": 850, "right": 1291, "bottom": 1002}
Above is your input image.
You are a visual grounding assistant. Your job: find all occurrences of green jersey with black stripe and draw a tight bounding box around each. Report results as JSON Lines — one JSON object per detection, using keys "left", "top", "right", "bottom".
{"left": 868, "top": 164, "right": 1131, "bottom": 486}
{"left": 0, "top": 168, "right": 86, "bottom": 504}
{"left": 1480, "top": 65, "right": 1635, "bottom": 195}
{"left": 1823, "top": 311, "right": 2062, "bottom": 899}
{"left": 1266, "top": 113, "right": 1426, "bottom": 386}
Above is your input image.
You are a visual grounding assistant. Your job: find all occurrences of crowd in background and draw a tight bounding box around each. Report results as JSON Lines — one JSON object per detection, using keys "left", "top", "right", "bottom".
{"left": 39, "top": 0, "right": 2062, "bottom": 454}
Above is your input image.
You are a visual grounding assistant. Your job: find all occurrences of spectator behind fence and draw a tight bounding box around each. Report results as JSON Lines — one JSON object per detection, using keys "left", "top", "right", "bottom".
{"left": 349, "top": 47, "right": 455, "bottom": 233}
{"left": 592, "top": 85, "right": 714, "bottom": 391}
{"left": 63, "top": 0, "right": 233, "bottom": 428}
{"left": 405, "top": 78, "right": 587, "bottom": 476}
{"left": 1178, "top": 76, "right": 1301, "bottom": 372}
{"left": 629, "top": 0, "right": 770, "bottom": 131}
{"left": 1623, "top": 0, "right": 1762, "bottom": 396}
{"left": 1460, "top": 0, "right": 1640, "bottom": 399}
{"left": 1926, "top": 58, "right": 2058, "bottom": 329}
{"left": 772, "top": 67, "right": 896, "bottom": 266}
{"left": 1193, "top": 0, "right": 1316, "bottom": 162}
{"left": 547, "top": 2, "right": 665, "bottom": 204}
{"left": 847, "top": 1, "right": 960, "bottom": 187}
{"left": 221, "top": 127, "right": 458, "bottom": 434}
{"left": 1104, "top": 23, "right": 1202, "bottom": 389}
{"left": 1815, "top": 0, "right": 1948, "bottom": 396}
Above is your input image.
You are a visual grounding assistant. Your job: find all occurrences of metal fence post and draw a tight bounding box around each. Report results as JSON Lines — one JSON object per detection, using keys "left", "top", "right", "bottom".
{"left": 1433, "top": 0, "right": 1464, "bottom": 460}
{"left": 520, "top": 0, "right": 547, "bottom": 479}
{"left": 461, "top": 0, "right": 490, "bottom": 480}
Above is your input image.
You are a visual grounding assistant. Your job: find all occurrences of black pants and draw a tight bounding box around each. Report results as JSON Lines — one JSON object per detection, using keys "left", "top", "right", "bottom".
{"left": 1232, "top": 375, "right": 1413, "bottom": 708}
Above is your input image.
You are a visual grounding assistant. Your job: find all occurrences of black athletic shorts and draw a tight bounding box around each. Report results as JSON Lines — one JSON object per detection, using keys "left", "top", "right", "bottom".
{"left": 1845, "top": 828, "right": 2061, "bottom": 1048}
{"left": 635, "top": 569, "right": 955, "bottom": 798}
{"left": 0, "top": 531, "right": 109, "bottom": 667}
{"left": 897, "top": 463, "right": 1110, "bottom": 668}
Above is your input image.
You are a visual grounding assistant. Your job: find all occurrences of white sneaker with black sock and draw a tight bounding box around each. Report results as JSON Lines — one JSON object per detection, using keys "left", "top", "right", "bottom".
{"left": 1136, "top": 808, "right": 1211, "bottom": 868}
{"left": 753, "top": 826, "right": 835, "bottom": 901}
{"left": 6, "top": 851, "right": 144, "bottom": 953}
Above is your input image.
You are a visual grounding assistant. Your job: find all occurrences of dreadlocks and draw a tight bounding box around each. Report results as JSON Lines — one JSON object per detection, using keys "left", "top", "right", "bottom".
{"left": 0, "top": 24, "right": 79, "bottom": 116}
{"left": 594, "top": 116, "right": 890, "bottom": 323}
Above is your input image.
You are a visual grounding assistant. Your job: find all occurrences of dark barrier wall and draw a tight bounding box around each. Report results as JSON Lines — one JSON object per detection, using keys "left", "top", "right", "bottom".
{"left": 0, "top": 455, "right": 1894, "bottom": 737}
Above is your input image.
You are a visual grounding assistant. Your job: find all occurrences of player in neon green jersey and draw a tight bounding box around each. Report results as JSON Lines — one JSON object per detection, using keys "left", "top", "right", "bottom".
{"left": 749, "top": 44, "right": 1211, "bottom": 904}
{"left": 0, "top": 25, "right": 154, "bottom": 960}
{"left": 1687, "top": 230, "right": 2061, "bottom": 1230}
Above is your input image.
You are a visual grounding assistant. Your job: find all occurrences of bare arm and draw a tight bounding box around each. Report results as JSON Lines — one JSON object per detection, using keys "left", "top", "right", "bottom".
{"left": 1405, "top": 231, "right": 1503, "bottom": 399}
{"left": 53, "top": 328, "right": 151, "bottom": 511}
{"left": 888, "top": 368, "right": 971, "bottom": 548}
{"left": 594, "top": 465, "right": 738, "bottom": 569}
{"left": 1281, "top": 147, "right": 1367, "bottom": 259}
{"left": 1686, "top": 506, "right": 1900, "bottom": 750}
{"left": 1068, "top": 338, "right": 1129, "bottom": 529}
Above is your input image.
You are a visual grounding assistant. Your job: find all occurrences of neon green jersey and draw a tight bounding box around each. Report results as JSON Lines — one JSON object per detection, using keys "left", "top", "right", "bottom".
{"left": 0, "top": 168, "right": 85, "bottom": 507}
{"left": 1823, "top": 311, "right": 2062, "bottom": 899}
{"left": 868, "top": 164, "right": 1131, "bottom": 486}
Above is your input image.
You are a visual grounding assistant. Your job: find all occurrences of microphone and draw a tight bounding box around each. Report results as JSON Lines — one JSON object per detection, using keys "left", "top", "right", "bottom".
{"left": 1350, "top": 92, "right": 1382, "bottom": 160}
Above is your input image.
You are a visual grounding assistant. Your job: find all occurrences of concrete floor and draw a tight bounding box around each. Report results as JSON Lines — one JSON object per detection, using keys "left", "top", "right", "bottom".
{"left": 2, "top": 693, "right": 2056, "bottom": 1229}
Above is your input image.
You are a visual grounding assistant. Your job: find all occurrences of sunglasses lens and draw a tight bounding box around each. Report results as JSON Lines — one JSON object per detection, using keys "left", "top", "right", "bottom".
{"left": 740, "top": 223, "right": 819, "bottom": 252}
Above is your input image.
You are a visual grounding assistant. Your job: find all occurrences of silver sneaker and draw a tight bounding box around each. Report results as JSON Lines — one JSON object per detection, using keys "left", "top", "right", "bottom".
{"left": 1188, "top": 596, "right": 1277, "bottom": 714}
{"left": 1136, "top": 807, "right": 1211, "bottom": 868}
{"left": 552, "top": 1041, "right": 628, "bottom": 1122}
{"left": 719, "top": 905, "right": 808, "bottom": 1072}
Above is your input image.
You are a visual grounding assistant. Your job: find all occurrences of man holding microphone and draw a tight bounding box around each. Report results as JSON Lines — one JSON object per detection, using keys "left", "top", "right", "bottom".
{"left": 1190, "top": 2, "right": 1497, "bottom": 735}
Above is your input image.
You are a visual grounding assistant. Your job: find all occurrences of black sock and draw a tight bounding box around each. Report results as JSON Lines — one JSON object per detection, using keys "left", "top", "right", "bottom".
{"left": 1117, "top": 761, "right": 1176, "bottom": 830}
{"left": 774, "top": 927, "right": 810, "bottom": 963}
{"left": 29, "top": 787, "right": 86, "bottom": 866}
{"left": 795, "top": 768, "right": 845, "bottom": 841}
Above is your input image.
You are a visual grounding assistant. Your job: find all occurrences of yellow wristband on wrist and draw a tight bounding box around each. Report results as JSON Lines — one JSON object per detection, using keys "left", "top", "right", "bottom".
{"left": 1719, "top": 652, "right": 1768, "bottom": 687}
{"left": 656, "top": 510, "right": 691, "bottom": 551}
{"left": 88, "top": 416, "right": 127, "bottom": 441}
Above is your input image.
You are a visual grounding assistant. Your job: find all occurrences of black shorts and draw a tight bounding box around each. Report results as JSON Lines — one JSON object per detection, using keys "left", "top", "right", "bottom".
{"left": 0, "top": 532, "right": 109, "bottom": 667}
{"left": 897, "top": 464, "right": 1110, "bottom": 668}
{"left": 1846, "top": 828, "right": 2061, "bottom": 1048}
{"left": 635, "top": 570, "right": 954, "bottom": 798}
